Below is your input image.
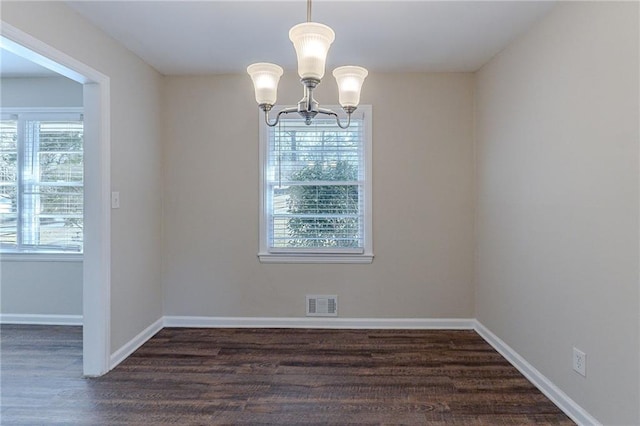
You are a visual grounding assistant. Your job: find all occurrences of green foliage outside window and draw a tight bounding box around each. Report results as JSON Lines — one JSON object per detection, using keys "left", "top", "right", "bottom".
{"left": 286, "top": 160, "right": 360, "bottom": 248}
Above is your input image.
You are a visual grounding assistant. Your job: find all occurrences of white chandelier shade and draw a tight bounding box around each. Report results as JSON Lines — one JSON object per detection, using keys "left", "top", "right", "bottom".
{"left": 247, "top": 0, "right": 367, "bottom": 128}
{"left": 247, "top": 62, "right": 284, "bottom": 106}
{"left": 333, "top": 66, "right": 369, "bottom": 108}
{"left": 289, "top": 22, "right": 335, "bottom": 81}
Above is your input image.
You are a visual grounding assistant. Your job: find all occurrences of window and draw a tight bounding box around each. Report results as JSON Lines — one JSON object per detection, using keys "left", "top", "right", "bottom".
{"left": 0, "top": 110, "right": 83, "bottom": 254}
{"left": 259, "top": 105, "right": 372, "bottom": 263}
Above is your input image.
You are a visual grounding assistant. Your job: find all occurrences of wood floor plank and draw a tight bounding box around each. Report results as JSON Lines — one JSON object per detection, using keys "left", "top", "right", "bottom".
{"left": 1, "top": 325, "right": 574, "bottom": 425}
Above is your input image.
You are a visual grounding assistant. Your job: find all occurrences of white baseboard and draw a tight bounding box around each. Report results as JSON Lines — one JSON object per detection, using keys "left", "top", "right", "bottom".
{"left": 0, "top": 313, "right": 82, "bottom": 325}
{"left": 109, "top": 317, "right": 163, "bottom": 370}
{"left": 473, "top": 320, "right": 601, "bottom": 426}
{"left": 163, "top": 316, "right": 475, "bottom": 330}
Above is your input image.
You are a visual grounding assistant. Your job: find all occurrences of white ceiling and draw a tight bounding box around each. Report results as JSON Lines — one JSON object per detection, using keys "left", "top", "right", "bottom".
{"left": 66, "top": 1, "right": 556, "bottom": 76}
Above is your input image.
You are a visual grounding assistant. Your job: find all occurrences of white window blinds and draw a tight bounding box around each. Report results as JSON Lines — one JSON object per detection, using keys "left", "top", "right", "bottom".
{"left": 0, "top": 112, "right": 83, "bottom": 253}
{"left": 263, "top": 108, "right": 371, "bottom": 255}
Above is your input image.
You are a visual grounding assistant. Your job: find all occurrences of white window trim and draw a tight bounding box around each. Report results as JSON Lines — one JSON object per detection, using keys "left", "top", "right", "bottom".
{"left": 1, "top": 107, "right": 83, "bottom": 117}
{"left": 0, "top": 107, "right": 84, "bottom": 256}
{"left": 258, "top": 105, "right": 373, "bottom": 264}
{"left": 0, "top": 253, "right": 83, "bottom": 262}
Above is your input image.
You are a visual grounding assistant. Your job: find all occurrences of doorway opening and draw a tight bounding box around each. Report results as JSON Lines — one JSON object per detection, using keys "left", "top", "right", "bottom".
{"left": 1, "top": 22, "right": 111, "bottom": 376}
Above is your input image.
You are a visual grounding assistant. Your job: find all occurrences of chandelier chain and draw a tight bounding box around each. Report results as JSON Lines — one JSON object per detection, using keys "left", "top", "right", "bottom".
{"left": 307, "top": 0, "right": 312, "bottom": 22}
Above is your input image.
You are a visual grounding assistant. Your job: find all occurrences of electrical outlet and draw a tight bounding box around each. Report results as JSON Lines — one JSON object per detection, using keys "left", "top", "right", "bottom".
{"left": 573, "top": 347, "right": 586, "bottom": 377}
{"left": 111, "top": 191, "right": 120, "bottom": 209}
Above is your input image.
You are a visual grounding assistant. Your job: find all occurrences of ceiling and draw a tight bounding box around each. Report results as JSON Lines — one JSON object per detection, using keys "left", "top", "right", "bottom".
{"left": 65, "top": 1, "right": 556, "bottom": 76}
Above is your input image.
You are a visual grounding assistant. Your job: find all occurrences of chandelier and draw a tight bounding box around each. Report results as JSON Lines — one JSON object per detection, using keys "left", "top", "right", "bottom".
{"left": 247, "top": 0, "right": 368, "bottom": 129}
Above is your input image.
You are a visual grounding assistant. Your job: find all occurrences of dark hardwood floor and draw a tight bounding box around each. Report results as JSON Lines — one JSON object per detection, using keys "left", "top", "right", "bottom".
{"left": 1, "top": 325, "right": 574, "bottom": 425}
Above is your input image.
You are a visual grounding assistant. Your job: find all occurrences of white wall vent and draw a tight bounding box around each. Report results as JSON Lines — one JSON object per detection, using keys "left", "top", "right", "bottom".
{"left": 306, "top": 295, "right": 338, "bottom": 317}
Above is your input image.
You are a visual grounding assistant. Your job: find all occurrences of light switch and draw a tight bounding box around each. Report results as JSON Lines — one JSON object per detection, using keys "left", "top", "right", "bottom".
{"left": 111, "top": 191, "right": 120, "bottom": 209}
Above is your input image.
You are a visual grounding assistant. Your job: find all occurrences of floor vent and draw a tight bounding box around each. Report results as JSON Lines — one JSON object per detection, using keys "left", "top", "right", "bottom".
{"left": 306, "top": 295, "right": 338, "bottom": 317}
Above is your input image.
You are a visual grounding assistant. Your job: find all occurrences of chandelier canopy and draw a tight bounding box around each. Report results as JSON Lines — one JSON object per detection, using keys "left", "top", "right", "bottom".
{"left": 247, "top": 0, "right": 368, "bottom": 129}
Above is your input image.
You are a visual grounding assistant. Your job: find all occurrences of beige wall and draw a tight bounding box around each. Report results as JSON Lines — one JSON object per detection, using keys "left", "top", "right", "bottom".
{"left": 0, "top": 260, "right": 82, "bottom": 315}
{"left": 1, "top": 2, "right": 165, "bottom": 352}
{"left": 475, "top": 2, "right": 639, "bottom": 424}
{"left": 1, "top": 76, "right": 83, "bottom": 107}
{"left": 162, "top": 72, "right": 475, "bottom": 318}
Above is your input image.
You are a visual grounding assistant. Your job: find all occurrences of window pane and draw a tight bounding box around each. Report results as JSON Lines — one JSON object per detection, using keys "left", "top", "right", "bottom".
{"left": 0, "top": 185, "right": 18, "bottom": 247}
{"left": 267, "top": 117, "right": 364, "bottom": 250}
{"left": 23, "top": 120, "right": 83, "bottom": 252}
{"left": 0, "top": 120, "right": 18, "bottom": 247}
{"left": 1, "top": 117, "right": 84, "bottom": 253}
{"left": 272, "top": 183, "right": 361, "bottom": 248}
{"left": 39, "top": 152, "right": 83, "bottom": 182}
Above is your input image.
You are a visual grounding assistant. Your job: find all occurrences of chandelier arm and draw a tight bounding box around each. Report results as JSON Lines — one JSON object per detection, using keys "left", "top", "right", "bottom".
{"left": 264, "top": 106, "right": 298, "bottom": 127}
{"left": 317, "top": 108, "right": 353, "bottom": 129}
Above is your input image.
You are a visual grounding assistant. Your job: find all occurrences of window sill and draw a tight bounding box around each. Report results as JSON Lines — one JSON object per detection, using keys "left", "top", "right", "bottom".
{"left": 258, "top": 252, "right": 374, "bottom": 264}
{"left": 0, "top": 253, "right": 83, "bottom": 262}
